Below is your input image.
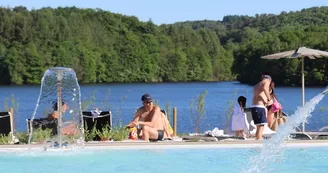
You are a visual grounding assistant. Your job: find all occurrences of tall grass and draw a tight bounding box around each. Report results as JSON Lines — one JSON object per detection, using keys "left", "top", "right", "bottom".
{"left": 115, "top": 95, "right": 127, "bottom": 127}
{"left": 81, "top": 89, "right": 113, "bottom": 111}
{"left": 189, "top": 90, "right": 208, "bottom": 133}
{"left": 165, "top": 102, "right": 172, "bottom": 121}
{"left": 223, "top": 89, "right": 238, "bottom": 134}
{"left": 81, "top": 90, "right": 97, "bottom": 111}
{"left": 3, "top": 94, "right": 19, "bottom": 114}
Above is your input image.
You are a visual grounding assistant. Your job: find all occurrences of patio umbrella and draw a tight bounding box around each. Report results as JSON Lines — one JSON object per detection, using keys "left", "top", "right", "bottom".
{"left": 261, "top": 47, "right": 328, "bottom": 133}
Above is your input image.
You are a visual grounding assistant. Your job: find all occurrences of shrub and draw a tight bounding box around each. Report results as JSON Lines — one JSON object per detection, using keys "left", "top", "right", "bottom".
{"left": 111, "top": 126, "right": 129, "bottom": 141}
{"left": 96, "top": 124, "right": 113, "bottom": 141}
{"left": 0, "top": 134, "right": 11, "bottom": 145}
{"left": 15, "top": 132, "right": 29, "bottom": 144}
{"left": 31, "top": 128, "right": 52, "bottom": 143}
{"left": 84, "top": 122, "right": 97, "bottom": 142}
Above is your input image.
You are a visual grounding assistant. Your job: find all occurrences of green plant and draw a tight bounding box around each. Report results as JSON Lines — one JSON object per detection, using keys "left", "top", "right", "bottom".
{"left": 104, "top": 88, "right": 112, "bottom": 110}
{"left": 0, "top": 134, "right": 11, "bottom": 145}
{"left": 223, "top": 89, "right": 238, "bottom": 134}
{"left": 95, "top": 88, "right": 113, "bottom": 111}
{"left": 165, "top": 102, "right": 171, "bottom": 121}
{"left": 81, "top": 90, "right": 97, "bottom": 111}
{"left": 111, "top": 125, "right": 129, "bottom": 141}
{"left": 176, "top": 133, "right": 185, "bottom": 137}
{"left": 188, "top": 136, "right": 201, "bottom": 142}
{"left": 15, "top": 132, "right": 29, "bottom": 144}
{"left": 153, "top": 99, "right": 159, "bottom": 106}
{"left": 31, "top": 128, "right": 52, "bottom": 143}
{"left": 317, "top": 136, "right": 328, "bottom": 140}
{"left": 115, "top": 95, "right": 127, "bottom": 125}
{"left": 84, "top": 122, "right": 97, "bottom": 142}
{"left": 3, "top": 94, "right": 19, "bottom": 117}
{"left": 96, "top": 124, "right": 112, "bottom": 141}
{"left": 319, "top": 106, "right": 327, "bottom": 112}
{"left": 189, "top": 90, "right": 208, "bottom": 133}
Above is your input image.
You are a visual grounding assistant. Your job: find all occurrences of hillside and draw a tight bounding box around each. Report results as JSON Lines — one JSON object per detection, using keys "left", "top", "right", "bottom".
{"left": 0, "top": 6, "right": 328, "bottom": 85}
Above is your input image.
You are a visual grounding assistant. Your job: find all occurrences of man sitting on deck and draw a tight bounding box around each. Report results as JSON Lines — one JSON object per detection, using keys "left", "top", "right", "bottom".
{"left": 127, "top": 94, "right": 171, "bottom": 142}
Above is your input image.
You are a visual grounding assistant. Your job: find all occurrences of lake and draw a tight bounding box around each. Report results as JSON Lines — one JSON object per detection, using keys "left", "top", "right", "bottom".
{"left": 0, "top": 82, "right": 327, "bottom": 133}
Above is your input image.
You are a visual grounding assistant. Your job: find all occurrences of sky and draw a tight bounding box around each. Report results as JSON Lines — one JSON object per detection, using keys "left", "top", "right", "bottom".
{"left": 1, "top": 0, "right": 328, "bottom": 25}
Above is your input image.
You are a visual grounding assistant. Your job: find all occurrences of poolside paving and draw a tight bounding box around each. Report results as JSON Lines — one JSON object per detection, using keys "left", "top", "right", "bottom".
{"left": 0, "top": 139, "right": 328, "bottom": 151}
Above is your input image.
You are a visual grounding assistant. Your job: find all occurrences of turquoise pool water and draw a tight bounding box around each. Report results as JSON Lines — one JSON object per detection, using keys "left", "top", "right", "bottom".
{"left": 0, "top": 147, "right": 327, "bottom": 173}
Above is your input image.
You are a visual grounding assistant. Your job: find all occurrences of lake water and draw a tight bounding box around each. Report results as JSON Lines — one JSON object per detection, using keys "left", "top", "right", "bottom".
{"left": 0, "top": 82, "right": 327, "bottom": 133}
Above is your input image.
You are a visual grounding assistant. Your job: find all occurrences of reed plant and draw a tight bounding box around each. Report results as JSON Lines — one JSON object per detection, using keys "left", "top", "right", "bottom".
{"left": 103, "top": 88, "right": 112, "bottom": 110}
{"left": 3, "top": 94, "right": 19, "bottom": 122}
{"left": 165, "top": 102, "right": 172, "bottom": 121}
{"left": 153, "top": 99, "right": 159, "bottom": 106}
{"left": 3, "top": 94, "right": 19, "bottom": 111}
{"left": 81, "top": 90, "right": 97, "bottom": 111}
{"left": 113, "top": 95, "right": 128, "bottom": 127}
{"left": 223, "top": 89, "right": 238, "bottom": 134}
{"left": 81, "top": 89, "right": 113, "bottom": 111}
{"left": 189, "top": 90, "right": 208, "bottom": 133}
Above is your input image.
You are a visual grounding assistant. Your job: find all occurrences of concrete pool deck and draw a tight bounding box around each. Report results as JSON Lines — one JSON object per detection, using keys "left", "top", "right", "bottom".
{"left": 0, "top": 139, "right": 328, "bottom": 151}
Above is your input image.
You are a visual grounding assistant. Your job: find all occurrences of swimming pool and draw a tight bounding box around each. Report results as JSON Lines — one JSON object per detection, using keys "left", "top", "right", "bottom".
{"left": 0, "top": 144, "right": 327, "bottom": 173}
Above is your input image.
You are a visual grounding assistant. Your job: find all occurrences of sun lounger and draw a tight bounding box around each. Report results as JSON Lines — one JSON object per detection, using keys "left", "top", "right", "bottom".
{"left": 245, "top": 108, "right": 328, "bottom": 140}
{"left": 290, "top": 131, "right": 328, "bottom": 140}
{"left": 82, "top": 111, "right": 112, "bottom": 140}
{"left": 26, "top": 118, "right": 58, "bottom": 135}
{"left": 244, "top": 108, "right": 276, "bottom": 138}
{"left": 82, "top": 111, "right": 112, "bottom": 129}
{"left": 26, "top": 111, "right": 112, "bottom": 140}
{"left": 0, "top": 111, "right": 14, "bottom": 137}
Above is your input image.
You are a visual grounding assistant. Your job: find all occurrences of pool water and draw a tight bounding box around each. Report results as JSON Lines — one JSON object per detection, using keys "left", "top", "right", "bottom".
{"left": 0, "top": 147, "right": 327, "bottom": 173}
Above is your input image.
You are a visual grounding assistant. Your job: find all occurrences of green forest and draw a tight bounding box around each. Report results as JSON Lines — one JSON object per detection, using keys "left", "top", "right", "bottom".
{"left": 1, "top": 6, "right": 328, "bottom": 86}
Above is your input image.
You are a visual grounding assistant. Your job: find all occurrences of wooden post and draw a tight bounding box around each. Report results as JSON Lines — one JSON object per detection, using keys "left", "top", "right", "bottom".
{"left": 9, "top": 108, "right": 14, "bottom": 139}
{"left": 173, "top": 107, "right": 177, "bottom": 136}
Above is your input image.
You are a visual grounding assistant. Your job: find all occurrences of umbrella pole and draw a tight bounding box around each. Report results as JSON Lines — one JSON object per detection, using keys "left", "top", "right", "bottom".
{"left": 302, "top": 57, "right": 305, "bottom": 133}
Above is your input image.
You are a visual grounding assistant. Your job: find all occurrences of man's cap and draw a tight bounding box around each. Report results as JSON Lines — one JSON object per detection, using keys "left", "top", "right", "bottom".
{"left": 141, "top": 94, "right": 153, "bottom": 102}
{"left": 263, "top": 75, "right": 272, "bottom": 80}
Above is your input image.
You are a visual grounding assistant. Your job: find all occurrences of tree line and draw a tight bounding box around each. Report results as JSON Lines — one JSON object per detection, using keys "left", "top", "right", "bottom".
{"left": 1, "top": 6, "right": 328, "bottom": 86}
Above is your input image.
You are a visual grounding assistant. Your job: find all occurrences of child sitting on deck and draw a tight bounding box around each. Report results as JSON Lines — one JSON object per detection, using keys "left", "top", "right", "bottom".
{"left": 231, "top": 96, "right": 249, "bottom": 138}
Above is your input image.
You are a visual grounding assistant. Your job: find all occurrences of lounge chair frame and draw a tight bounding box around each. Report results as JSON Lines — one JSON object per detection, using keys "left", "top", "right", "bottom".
{"left": 0, "top": 111, "right": 14, "bottom": 139}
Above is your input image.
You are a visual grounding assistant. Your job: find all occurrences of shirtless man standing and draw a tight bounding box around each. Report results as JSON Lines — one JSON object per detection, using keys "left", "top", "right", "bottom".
{"left": 127, "top": 94, "right": 170, "bottom": 141}
{"left": 251, "top": 73, "right": 272, "bottom": 140}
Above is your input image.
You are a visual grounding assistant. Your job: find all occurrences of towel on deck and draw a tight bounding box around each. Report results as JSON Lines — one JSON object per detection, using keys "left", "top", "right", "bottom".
{"left": 231, "top": 104, "right": 249, "bottom": 133}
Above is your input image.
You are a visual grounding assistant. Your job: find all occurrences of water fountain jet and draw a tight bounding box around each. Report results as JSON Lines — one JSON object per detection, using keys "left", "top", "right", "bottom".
{"left": 243, "top": 87, "right": 328, "bottom": 173}
{"left": 28, "top": 67, "right": 84, "bottom": 149}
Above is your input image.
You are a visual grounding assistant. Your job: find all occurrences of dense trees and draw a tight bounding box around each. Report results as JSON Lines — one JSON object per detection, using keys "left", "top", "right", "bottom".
{"left": 0, "top": 6, "right": 328, "bottom": 85}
